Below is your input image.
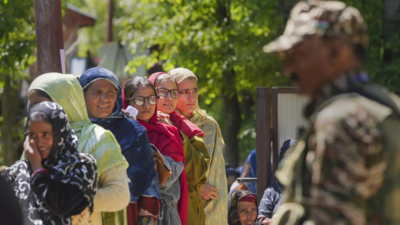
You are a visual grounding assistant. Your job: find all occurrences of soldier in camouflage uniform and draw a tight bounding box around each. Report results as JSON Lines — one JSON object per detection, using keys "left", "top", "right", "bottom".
{"left": 263, "top": 1, "right": 400, "bottom": 225}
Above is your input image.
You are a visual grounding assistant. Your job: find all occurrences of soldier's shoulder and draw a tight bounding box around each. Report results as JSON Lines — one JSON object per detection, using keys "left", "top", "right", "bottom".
{"left": 316, "top": 94, "right": 393, "bottom": 126}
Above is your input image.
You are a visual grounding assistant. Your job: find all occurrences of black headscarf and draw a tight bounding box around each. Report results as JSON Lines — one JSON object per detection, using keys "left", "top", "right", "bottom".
{"left": 2, "top": 102, "right": 98, "bottom": 225}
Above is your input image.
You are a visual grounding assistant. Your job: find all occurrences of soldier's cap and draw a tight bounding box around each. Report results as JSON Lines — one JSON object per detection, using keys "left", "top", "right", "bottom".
{"left": 263, "top": 0, "right": 369, "bottom": 54}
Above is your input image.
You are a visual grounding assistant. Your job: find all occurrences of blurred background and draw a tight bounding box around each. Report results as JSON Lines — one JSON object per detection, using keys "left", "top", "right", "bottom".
{"left": 0, "top": 0, "right": 399, "bottom": 167}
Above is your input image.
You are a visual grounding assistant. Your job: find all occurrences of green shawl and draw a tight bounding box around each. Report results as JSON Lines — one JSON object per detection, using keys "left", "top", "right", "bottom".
{"left": 28, "top": 73, "right": 128, "bottom": 225}
{"left": 190, "top": 110, "right": 228, "bottom": 225}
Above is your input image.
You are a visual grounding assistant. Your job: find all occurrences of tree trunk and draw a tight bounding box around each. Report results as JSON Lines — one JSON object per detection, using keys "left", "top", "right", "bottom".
{"left": 221, "top": 69, "right": 241, "bottom": 167}
{"left": 33, "top": 0, "right": 64, "bottom": 74}
{"left": 1, "top": 75, "right": 16, "bottom": 166}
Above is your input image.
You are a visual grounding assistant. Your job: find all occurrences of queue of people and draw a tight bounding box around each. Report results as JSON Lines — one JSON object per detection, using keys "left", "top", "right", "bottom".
{"left": 3, "top": 0, "right": 399, "bottom": 225}
{"left": 0, "top": 67, "right": 233, "bottom": 225}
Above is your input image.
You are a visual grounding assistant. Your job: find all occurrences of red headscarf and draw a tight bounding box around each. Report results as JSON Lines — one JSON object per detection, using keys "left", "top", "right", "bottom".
{"left": 148, "top": 72, "right": 204, "bottom": 139}
{"left": 122, "top": 78, "right": 188, "bottom": 225}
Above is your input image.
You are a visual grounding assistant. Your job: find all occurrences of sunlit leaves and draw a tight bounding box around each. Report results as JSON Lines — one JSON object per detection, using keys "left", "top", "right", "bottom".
{"left": 119, "top": 0, "right": 288, "bottom": 101}
{"left": 0, "top": 0, "right": 36, "bottom": 76}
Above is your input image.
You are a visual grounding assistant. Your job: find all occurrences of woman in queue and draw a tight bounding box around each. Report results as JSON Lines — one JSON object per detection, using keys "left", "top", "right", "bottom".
{"left": 149, "top": 72, "right": 210, "bottom": 225}
{"left": 2, "top": 101, "right": 98, "bottom": 225}
{"left": 122, "top": 76, "right": 187, "bottom": 225}
{"left": 27, "top": 73, "right": 130, "bottom": 225}
{"left": 228, "top": 190, "right": 260, "bottom": 225}
{"left": 79, "top": 68, "right": 162, "bottom": 225}
{"left": 169, "top": 68, "right": 228, "bottom": 225}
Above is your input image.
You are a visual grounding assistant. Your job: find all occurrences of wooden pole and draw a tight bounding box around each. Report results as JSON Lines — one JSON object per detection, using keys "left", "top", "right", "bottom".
{"left": 33, "top": 0, "right": 64, "bottom": 74}
{"left": 256, "top": 87, "right": 271, "bottom": 203}
{"left": 107, "top": 0, "right": 114, "bottom": 42}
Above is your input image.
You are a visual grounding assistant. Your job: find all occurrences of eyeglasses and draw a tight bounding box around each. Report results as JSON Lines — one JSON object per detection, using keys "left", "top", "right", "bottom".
{"left": 156, "top": 88, "right": 180, "bottom": 98}
{"left": 126, "top": 95, "right": 158, "bottom": 106}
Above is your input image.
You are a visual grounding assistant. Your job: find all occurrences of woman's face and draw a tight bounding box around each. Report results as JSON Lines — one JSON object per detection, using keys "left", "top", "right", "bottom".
{"left": 129, "top": 86, "right": 157, "bottom": 123}
{"left": 176, "top": 78, "right": 198, "bottom": 117}
{"left": 155, "top": 77, "right": 179, "bottom": 114}
{"left": 237, "top": 201, "right": 257, "bottom": 225}
{"left": 27, "top": 121, "right": 53, "bottom": 159}
{"left": 84, "top": 80, "right": 118, "bottom": 119}
{"left": 28, "top": 90, "right": 52, "bottom": 109}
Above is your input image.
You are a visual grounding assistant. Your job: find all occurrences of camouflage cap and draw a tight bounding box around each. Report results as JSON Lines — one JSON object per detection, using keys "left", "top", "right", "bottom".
{"left": 263, "top": 0, "right": 369, "bottom": 54}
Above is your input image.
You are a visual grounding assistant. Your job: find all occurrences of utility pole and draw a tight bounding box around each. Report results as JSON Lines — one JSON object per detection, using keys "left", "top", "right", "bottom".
{"left": 107, "top": 0, "right": 114, "bottom": 42}
{"left": 33, "top": 0, "right": 65, "bottom": 74}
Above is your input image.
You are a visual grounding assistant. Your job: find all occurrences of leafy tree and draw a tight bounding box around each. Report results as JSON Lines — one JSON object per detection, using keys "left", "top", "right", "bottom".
{"left": 118, "top": 0, "right": 292, "bottom": 166}
{"left": 0, "top": 0, "right": 36, "bottom": 165}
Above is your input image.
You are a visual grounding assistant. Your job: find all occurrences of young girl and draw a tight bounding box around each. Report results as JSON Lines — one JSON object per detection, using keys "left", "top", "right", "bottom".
{"left": 149, "top": 72, "right": 210, "bottom": 225}
{"left": 2, "top": 101, "right": 98, "bottom": 225}
{"left": 169, "top": 67, "right": 228, "bottom": 225}
{"left": 122, "top": 76, "right": 187, "bottom": 225}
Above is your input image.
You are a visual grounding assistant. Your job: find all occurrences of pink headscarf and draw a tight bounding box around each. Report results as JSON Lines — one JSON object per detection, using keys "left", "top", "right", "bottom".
{"left": 122, "top": 77, "right": 189, "bottom": 224}
{"left": 148, "top": 72, "right": 204, "bottom": 139}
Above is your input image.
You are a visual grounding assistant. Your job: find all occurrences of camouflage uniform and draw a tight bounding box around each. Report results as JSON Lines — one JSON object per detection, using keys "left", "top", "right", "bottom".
{"left": 263, "top": 1, "right": 400, "bottom": 225}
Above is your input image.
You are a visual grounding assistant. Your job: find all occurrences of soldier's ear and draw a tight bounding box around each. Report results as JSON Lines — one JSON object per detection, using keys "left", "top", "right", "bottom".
{"left": 327, "top": 39, "right": 345, "bottom": 61}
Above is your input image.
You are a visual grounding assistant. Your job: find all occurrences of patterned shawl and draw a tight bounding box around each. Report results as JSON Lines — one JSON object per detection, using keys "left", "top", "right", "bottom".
{"left": 28, "top": 73, "right": 129, "bottom": 225}
{"left": 4, "top": 102, "right": 97, "bottom": 225}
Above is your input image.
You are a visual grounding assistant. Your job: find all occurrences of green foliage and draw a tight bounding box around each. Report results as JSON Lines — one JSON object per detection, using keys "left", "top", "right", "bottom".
{"left": 118, "top": 0, "right": 292, "bottom": 161}
{"left": 342, "top": 0, "right": 400, "bottom": 93}
{"left": 119, "top": 0, "right": 288, "bottom": 98}
{"left": 0, "top": 0, "right": 36, "bottom": 76}
{"left": 0, "top": 0, "right": 36, "bottom": 165}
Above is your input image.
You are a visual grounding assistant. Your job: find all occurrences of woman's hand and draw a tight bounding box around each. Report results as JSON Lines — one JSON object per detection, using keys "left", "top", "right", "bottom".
{"left": 157, "top": 111, "right": 173, "bottom": 125}
{"left": 199, "top": 184, "right": 219, "bottom": 200}
{"left": 24, "top": 138, "right": 43, "bottom": 171}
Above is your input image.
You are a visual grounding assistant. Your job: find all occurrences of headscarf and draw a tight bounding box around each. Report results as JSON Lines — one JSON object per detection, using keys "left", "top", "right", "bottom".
{"left": 79, "top": 67, "right": 161, "bottom": 203}
{"left": 28, "top": 73, "right": 128, "bottom": 176}
{"left": 5, "top": 101, "right": 97, "bottom": 225}
{"left": 122, "top": 79, "right": 189, "bottom": 225}
{"left": 228, "top": 190, "right": 258, "bottom": 225}
{"left": 148, "top": 72, "right": 204, "bottom": 139}
{"left": 169, "top": 68, "right": 207, "bottom": 118}
{"left": 28, "top": 73, "right": 128, "bottom": 224}
{"left": 170, "top": 68, "right": 229, "bottom": 224}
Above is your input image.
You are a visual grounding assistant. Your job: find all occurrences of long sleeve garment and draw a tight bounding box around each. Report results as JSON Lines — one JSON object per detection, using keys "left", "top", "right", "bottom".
{"left": 157, "top": 156, "right": 184, "bottom": 225}
{"left": 181, "top": 133, "right": 210, "bottom": 225}
{"left": 1, "top": 160, "right": 95, "bottom": 225}
{"left": 0, "top": 176, "right": 23, "bottom": 225}
{"left": 258, "top": 182, "right": 283, "bottom": 221}
{"left": 31, "top": 171, "right": 90, "bottom": 218}
{"left": 27, "top": 73, "right": 130, "bottom": 225}
{"left": 190, "top": 114, "right": 228, "bottom": 225}
{"left": 275, "top": 72, "right": 400, "bottom": 225}
{"left": 91, "top": 164, "right": 130, "bottom": 225}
